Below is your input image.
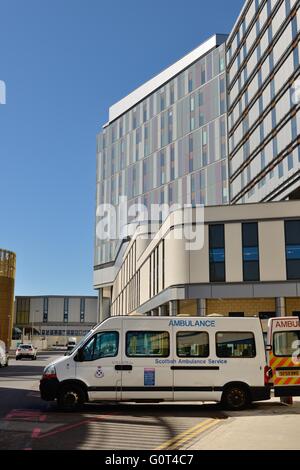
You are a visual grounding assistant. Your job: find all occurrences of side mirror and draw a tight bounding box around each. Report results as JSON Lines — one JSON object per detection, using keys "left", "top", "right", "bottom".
{"left": 74, "top": 349, "right": 84, "bottom": 362}
{"left": 265, "top": 345, "right": 272, "bottom": 351}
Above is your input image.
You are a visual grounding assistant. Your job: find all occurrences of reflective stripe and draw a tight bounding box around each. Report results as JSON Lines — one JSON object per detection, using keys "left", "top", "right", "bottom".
{"left": 270, "top": 351, "right": 300, "bottom": 386}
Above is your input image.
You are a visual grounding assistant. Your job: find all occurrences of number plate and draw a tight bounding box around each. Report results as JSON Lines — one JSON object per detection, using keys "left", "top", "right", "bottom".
{"left": 277, "top": 370, "right": 300, "bottom": 377}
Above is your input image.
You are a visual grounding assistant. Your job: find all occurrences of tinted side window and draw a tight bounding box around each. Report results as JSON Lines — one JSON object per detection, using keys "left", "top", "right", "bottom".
{"left": 209, "top": 224, "right": 225, "bottom": 283}
{"left": 285, "top": 220, "right": 300, "bottom": 280}
{"left": 242, "top": 223, "right": 260, "bottom": 282}
{"left": 177, "top": 332, "right": 209, "bottom": 358}
{"left": 126, "top": 331, "right": 169, "bottom": 357}
{"left": 81, "top": 332, "right": 119, "bottom": 361}
{"left": 216, "top": 332, "right": 256, "bottom": 358}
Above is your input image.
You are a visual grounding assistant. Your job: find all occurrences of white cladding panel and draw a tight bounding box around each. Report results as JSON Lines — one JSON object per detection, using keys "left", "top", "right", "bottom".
{"left": 258, "top": 221, "right": 287, "bottom": 282}
{"left": 48, "top": 298, "right": 65, "bottom": 323}
{"left": 225, "top": 223, "right": 243, "bottom": 283}
{"left": 29, "top": 298, "right": 44, "bottom": 323}
{"left": 85, "top": 298, "right": 98, "bottom": 324}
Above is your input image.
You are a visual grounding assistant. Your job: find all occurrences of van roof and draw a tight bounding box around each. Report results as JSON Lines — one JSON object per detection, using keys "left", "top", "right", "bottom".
{"left": 101, "top": 315, "right": 261, "bottom": 320}
{"left": 96, "top": 316, "right": 263, "bottom": 328}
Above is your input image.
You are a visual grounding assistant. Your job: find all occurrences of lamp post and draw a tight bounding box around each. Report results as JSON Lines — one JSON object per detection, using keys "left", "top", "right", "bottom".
{"left": 7, "top": 315, "right": 11, "bottom": 347}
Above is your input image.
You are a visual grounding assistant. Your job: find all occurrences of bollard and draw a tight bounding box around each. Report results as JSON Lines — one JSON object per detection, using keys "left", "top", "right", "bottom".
{"left": 280, "top": 396, "right": 293, "bottom": 405}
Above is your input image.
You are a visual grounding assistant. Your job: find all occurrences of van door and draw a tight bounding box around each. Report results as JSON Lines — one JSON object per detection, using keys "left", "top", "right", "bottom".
{"left": 75, "top": 330, "right": 122, "bottom": 401}
{"left": 121, "top": 324, "right": 173, "bottom": 401}
{"left": 269, "top": 317, "right": 300, "bottom": 397}
{"left": 172, "top": 329, "right": 219, "bottom": 401}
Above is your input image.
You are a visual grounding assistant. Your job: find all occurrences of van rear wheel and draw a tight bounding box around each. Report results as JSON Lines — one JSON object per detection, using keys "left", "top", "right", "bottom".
{"left": 222, "top": 385, "right": 250, "bottom": 411}
{"left": 57, "top": 384, "right": 85, "bottom": 411}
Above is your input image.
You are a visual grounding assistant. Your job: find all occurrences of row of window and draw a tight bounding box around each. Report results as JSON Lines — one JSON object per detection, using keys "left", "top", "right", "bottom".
{"left": 80, "top": 330, "right": 256, "bottom": 362}
{"left": 97, "top": 115, "right": 228, "bottom": 197}
{"left": 98, "top": 76, "right": 226, "bottom": 180}
{"left": 40, "top": 330, "right": 90, "bottom": 337}
{"left": 95, "top": 43, "right": 227, "bottom": 269}
{"left": 227, "top": 0, "right": 264, "bottom": 62}
{"left": 232, "top": 145, "right": 300, "bottom": 204}
{"left": 228, "top": 0, "right": 297, "bottom": 107}
{"left": 76, "top": 328, "right": 300, "bottom": 362}
{"left": 95, "top": 159, "right": 228, "bottom": 266}
{"left": 227, "top": 0, "right": 300, "bottom": 204}
{"left": 209, "top": 220, "right": 300, "bottom": 282}
{"left": 42, "top": 297, "right": 87, "bottom": 324}
{"left": 98, "top": 46, "right": 226, "bottom": 150}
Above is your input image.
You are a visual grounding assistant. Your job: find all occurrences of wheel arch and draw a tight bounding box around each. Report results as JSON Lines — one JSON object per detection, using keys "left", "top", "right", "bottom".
{"left": 58, "top": 379, "right": 89, "bottom": 402}
{"left": 222, "top": 381, "right": 252, "bottom": 399}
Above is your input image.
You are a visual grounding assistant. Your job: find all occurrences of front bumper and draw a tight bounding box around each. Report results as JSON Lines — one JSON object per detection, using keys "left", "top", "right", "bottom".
{"left": 40, "top": 378, "right": 60, "bottom": 401}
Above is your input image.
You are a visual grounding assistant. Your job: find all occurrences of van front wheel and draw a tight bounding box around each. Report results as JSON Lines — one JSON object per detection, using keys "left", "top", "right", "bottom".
{"left": 221, "top": 385, "right": 250, "bottom": 411}
{"left": 57, "top": 384, "right": 85, "bottom": 411}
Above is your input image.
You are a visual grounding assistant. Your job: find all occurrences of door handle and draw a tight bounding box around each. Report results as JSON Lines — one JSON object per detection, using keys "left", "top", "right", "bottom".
{"left": 115, "top": 365, "right": 133, "bottom": 371}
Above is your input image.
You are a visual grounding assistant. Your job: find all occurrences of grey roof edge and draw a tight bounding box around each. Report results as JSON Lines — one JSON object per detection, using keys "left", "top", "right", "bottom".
{"left": 103, "top": 33, "right": 228, "bottom": 127}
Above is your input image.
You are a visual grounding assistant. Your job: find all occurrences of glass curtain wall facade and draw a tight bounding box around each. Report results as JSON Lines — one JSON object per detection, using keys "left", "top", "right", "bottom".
{"left": 227, "top": 0, "right": 300, "bottom": 204}
{"left": 95, "top": 41, "right": 228, "bottom": 267}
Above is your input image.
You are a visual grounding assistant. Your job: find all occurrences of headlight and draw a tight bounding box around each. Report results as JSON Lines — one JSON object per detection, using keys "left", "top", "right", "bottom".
{"left": 43, "top": 364, "right": 57, "bottom": 379}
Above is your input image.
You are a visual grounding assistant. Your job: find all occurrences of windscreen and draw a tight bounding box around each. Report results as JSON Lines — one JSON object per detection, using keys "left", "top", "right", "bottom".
{"left": 65, "top": 330, "right": 93, "bottom": 356}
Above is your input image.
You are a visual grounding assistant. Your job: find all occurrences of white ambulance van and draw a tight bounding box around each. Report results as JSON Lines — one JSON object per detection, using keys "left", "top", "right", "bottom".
{"left": 267, "top": 316, "right": 300, "bottom": 397}
{"left": 40, "top": 316, "right": 271, "bottom": 410}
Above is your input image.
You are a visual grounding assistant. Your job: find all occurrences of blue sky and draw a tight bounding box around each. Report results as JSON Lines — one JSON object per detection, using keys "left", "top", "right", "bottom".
{"left": 0, "top": 0, "right": 244, "bottom": 297}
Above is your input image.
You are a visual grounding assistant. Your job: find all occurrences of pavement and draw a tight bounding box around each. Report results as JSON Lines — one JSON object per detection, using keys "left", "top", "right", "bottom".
{"left": 186, "top": 398, "right": 300, "bottom": 450}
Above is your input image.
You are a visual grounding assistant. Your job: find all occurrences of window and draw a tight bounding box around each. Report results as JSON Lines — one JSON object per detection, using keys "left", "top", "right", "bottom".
{"left": 126, "top": 331, "right": 169, "bottom": 357}
{"left": 177, "top": 332, "right": 209, "bottom": 358}
{"left": 216, "top": 332, "right": 256, "bottom": 358}
{"left": 63, "top": 298, "right": 69, "bottom": 323}
{"left": 273, "top": 331, "right": 300, "bottom": 357}
{"left": 80, "top": 298, "right": 85, "bottom": 323}
{"left": 168, "top": 110, "right": 173, "bottom": 144}
{"left": 259, "top": 312, "right": 276, "bottom": 320}
{"left": 209, "top": 225, "right": 225, "bottom": 282}
{"left": 285, "top": 221, "right": 300, "bottom": 280}
{"left": 43, "top": 297, "right": 48, "bottom": 323}
{"left": 288, "top": 154, "right": 294, "bottom": 171}
{"left": 242, "top": 223, "right": 260, "bottom": 281}
{"left": 81, "top": 332, "right": 119, "bottom": 361}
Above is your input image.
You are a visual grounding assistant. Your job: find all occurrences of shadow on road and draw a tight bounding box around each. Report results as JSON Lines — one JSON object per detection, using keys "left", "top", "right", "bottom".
{"left": 0, "top": 364, "right": 45, "bottom": 377}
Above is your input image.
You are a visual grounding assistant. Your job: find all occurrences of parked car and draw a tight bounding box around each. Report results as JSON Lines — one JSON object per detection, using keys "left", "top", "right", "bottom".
{"left": 0, "top": 341, "right": 8, "bottom": 367}
{"left": 66, "top": 337, "right": 77, "bottom": 351}
{"left": 16, "top": 344, "right": 37, "bottom": 360}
